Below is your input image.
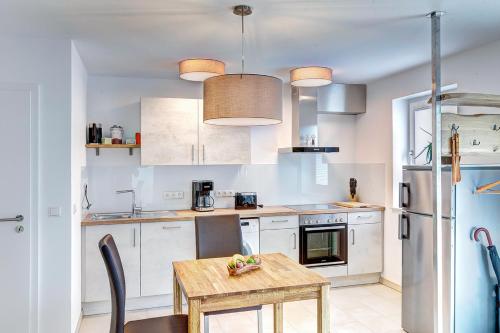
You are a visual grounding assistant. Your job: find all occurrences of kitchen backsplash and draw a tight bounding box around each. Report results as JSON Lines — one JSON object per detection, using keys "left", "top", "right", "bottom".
{"left": 83, "top": 154, "right": 385, "bottom": 213}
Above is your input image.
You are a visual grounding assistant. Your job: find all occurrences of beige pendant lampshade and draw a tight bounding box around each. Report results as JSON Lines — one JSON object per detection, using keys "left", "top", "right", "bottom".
{"left": 203, "top": 74, "right": 283, "bottom": 126}
{"left": 179, "top": 59, "right": 225, "bottom": 81}
{"left": 290, "top": 66, "right": 333, "bottom": 87}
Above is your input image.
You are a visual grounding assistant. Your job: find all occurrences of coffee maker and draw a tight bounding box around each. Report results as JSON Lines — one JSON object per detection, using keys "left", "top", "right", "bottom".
{"left": 192, "top": 180, "right": 215, "bottom": 212}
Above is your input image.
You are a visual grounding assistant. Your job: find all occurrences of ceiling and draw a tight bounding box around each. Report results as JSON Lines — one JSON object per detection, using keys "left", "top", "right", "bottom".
{"left": 2, "top": 0, "right": 500, "bottom": 82}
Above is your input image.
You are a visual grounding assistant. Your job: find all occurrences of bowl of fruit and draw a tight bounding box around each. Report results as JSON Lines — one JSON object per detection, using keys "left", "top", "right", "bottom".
{"left": 226, "top": 254, "right": 262, "bottom": 276}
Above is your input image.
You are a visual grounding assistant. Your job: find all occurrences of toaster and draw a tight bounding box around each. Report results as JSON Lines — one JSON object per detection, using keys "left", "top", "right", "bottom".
{"left": 235, "top": 192, "right": 258, "bottom": 210}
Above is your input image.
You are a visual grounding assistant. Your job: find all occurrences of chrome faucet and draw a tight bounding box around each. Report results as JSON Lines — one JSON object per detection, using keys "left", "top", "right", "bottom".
{"left": 116, "top": 189, "right": 142, "bottom": 216}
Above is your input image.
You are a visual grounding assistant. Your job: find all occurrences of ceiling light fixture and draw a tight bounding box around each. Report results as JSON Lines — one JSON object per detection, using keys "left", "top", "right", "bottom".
{"left": 290, "top": 66, "right": 333, "bottom": 87}
{"left": 179, "top": 59, "right": 225, "bottom": 81}
{"left": 203, "top": 5, "right": 283, "bottom": 126}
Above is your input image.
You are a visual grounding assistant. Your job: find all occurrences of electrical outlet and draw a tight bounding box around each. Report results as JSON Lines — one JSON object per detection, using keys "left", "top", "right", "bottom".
{"left": 215, "top": 190, "right": 235, "bottom": 198}
{"left": 163, "top": 191, "right": 184, "bottom": 200}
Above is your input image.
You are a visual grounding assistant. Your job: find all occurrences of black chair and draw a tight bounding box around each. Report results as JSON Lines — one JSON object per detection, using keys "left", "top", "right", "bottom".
{"left": 99, "top": 234, "right": 188, "bottom": 333}
{"left": 195, "top": 214, "right": 263, "bottom": 333}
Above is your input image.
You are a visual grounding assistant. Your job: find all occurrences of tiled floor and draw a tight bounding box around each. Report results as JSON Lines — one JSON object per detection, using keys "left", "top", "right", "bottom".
{"left": 79, "top": 283, "right": 403, "bottom": 333}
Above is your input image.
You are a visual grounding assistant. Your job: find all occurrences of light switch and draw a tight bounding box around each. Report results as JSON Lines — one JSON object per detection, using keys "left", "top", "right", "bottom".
{"left": 48, "top": 207, "right": 61, "bottom": 217}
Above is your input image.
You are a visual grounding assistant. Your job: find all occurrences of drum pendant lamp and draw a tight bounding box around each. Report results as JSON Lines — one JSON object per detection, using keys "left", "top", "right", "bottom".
{"left": 203, "top": 5, "right": 283, "bottom": 126}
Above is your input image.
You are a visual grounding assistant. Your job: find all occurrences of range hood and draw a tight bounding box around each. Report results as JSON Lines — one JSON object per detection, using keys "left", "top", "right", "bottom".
{"left": 278, "top": 83, "right": 366, "bottom": 153}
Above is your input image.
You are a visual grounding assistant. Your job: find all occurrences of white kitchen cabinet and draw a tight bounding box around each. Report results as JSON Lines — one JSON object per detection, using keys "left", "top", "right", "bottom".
{"left": 347, "top": 222, "right": 382, "bottom": 275}
{"left": 198, "top": 105, "right": 250, "bottom": 165}
{"left": 260, "top": 228, "right": 299, "bottom": 262}
{"left": 83, "top": 224, "right": 141, "bottom": 302}
{"left": 140, "top": 221, "right": 196, "bottom": 296}
{"left": 141, "top": 98, "right": 251, "bottom": 166}
{"left": 141, "top": 98, "right": 199, "bottom": 165}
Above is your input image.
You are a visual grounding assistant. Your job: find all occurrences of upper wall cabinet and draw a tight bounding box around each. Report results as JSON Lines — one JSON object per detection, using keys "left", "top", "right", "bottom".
{"left": 141, "top": 98, "right": 199, "bottom": 165}
{"left": 141, "top": 98, "right": 250, "bottom": 165}
{"left": 198, "top": 103, "right": 250, "bottom": 165}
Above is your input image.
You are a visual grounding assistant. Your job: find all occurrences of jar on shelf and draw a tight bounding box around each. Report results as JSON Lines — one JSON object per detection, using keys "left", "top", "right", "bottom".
{"left": 110, "top": 125, "right": 124, "bottom": 144}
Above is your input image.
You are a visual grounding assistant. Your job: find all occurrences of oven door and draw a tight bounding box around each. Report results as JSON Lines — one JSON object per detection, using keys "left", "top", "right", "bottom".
{"left": 300, "top": 224, "right": 347, "bottom": 267}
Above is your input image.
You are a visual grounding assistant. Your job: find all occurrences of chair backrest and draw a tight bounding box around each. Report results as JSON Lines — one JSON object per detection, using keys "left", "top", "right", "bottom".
{"left": 99, "top": 234, "right": 126, "bottom": 333}
{"left": 195, "top": 214, "right": 243, "bottom": 259}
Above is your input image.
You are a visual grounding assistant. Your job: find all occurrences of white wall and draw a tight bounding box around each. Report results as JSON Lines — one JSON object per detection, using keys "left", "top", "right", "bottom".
{"left": 0, "top": 37, "right": 72, "bottom": 332}
{"left": 71, "top": 42, "right": 88, "bottom": 333}
{"left": 358, "top": 39, "right": 500, "bottom": 285}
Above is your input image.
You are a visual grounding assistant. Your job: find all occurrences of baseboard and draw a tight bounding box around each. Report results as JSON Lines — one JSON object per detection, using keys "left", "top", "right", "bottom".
{"left": 380, "top": 276, "right": 402, "bottom": 292}
{"left": 331, "top": 273, "right": 381, "bottom": 287}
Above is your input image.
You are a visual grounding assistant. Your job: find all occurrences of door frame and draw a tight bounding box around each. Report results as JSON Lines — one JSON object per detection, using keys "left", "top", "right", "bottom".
{"left": 0, "top": 82, "right": 39, "bottom": 332}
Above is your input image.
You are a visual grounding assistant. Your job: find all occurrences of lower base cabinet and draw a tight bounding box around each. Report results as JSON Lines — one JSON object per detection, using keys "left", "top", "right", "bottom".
{"left": 347, "top": 222, "right": 382, "bottom": 275}
{"left": 260, "top": 228, "right": 299, "bottom": 262}
{"left": 140, "top": 221, "right": 196, "bottom": 296}
{"left": 83, "top": 223, "right": 141, "bottom": 302}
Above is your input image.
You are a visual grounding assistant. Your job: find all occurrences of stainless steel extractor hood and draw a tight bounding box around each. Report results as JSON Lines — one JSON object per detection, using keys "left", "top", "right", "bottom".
{"left": 278, "top": 83, "right": 366, "bottom": 153}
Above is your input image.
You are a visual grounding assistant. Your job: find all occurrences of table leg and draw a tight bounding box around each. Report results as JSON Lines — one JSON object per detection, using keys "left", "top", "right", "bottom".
{"left": 273, "top": 303, "right": 283, "bottom": 333}
{"left": 173, "top": 269, "right": 182, "bottom": 315}
{"left": 317, "top": 285, "right": 330, "bottom": 333}
{"left": 188, "top": 299, "right": 201, "bottom": 333}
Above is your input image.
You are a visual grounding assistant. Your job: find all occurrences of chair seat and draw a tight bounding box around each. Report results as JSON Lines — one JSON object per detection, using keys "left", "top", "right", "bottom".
{"left": 205, "top": 305, "right": 262, "bottom": 316}
{"left": 125, "top": 315, "right": 188, "bottom": 333}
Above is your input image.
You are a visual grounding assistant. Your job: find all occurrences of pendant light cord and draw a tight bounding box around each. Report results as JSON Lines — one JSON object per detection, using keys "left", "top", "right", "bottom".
{"left": 241, "top": 10, "right": 245, "bottom": 77}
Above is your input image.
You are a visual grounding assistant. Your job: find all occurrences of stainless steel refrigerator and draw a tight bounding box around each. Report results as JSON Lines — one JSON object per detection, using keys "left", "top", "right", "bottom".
{"left": 400, "top": 165, "right": 500, "bottom": 333}
{"left": 399, "top": 166, "right": 453, "bottom": 333}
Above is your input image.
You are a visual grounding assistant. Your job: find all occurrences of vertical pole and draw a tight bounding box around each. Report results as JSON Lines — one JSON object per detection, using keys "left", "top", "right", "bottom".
{"left": 431, "top": 11, "right": 444, "bottom": 333}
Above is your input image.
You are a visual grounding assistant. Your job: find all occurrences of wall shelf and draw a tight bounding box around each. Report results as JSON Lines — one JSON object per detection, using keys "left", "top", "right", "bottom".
{"left": 428, "top": 93, "right": 500, "bottom": 108}
{"left": 85, "top": 143, "right": 140, "bottom": 156}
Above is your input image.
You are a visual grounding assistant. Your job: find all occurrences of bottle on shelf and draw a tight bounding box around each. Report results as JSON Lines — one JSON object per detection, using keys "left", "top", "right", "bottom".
{"left": 91, "top": 123, "right": 98, "bottom": 143}
{"left": 88, "top": 123, "right": 94, "bottom": 144}
{"left": 96, "top": 123, "right": 103, "bottom": 144}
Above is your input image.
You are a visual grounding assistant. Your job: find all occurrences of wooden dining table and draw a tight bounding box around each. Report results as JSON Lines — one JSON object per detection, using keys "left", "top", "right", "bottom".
{"left": 173, "top": 253, "right": 331, "bottom": 333}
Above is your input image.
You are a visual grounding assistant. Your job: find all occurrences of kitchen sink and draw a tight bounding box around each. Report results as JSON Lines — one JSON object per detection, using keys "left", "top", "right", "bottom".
{"left": 90, "top": 210, "right": 177, "bottom": 221}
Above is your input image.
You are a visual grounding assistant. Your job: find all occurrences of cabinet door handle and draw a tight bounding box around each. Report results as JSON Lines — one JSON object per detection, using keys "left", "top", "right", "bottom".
{"left": 357, "top": 215, "right": 372, "bottom": 219}
{"left": 351, "top": 229, "right": 355, "bottom": 245}
{"left": 133, "top": 228, "right": 136, "bottom": 247}
{"left": 162, "top": 226, "right": 182, "bottom": 230}
{"left": 272, "top": 220, "right": 289, "bottom": 223}
{"left": 399, "top": 182, "right": 410, "bottom": 208}
{"left": 292, "top": 232, "right": 297, "bottom": 250}
{"left": 202, "top": 144, "right": 206, "bottom": 164}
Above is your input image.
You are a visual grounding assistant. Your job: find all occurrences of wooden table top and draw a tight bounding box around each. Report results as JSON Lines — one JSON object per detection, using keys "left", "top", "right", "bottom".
{"left": 173, "top": 253, "right": 330, "bottom": 300}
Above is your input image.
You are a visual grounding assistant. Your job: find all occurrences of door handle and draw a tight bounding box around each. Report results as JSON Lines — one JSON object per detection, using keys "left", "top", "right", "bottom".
{"left": 398, "top": 214, "right": 410, "bottom": 240}
{"left": 0, "top": 215, "right": 24, "bottom": 223}
{"left": 399, "top": 182, "right": 410, "bottom": 208}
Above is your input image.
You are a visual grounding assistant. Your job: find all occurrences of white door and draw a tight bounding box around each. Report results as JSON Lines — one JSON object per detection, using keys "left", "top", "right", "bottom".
{"left": 198, "top": 101, "right": 251, "bottom": 165}
{"left": 260, "top": 228, "right": 299, "bottom": 262}
{"left": 347, "top": 223, "right": 383, "bottom": 275}
{"left": 0, "top": 86, "right": 36, "bottom": 333}
{"left": 141, "top": 98, "right": 199, "bottom": 165}
{"left": 83, "top": 224, "right": 141, "bottom": 302}
{"left": 141, "top": 221, "right": 196, "bottom": 296}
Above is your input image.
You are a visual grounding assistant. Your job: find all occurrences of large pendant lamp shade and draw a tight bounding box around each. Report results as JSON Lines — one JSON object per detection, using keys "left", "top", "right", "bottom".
{"left": 204, "top": 74, "right": 283, "bottom": 126}
{"left": 179, "top": 59, "right": 225, "bottom": 81}
{"left": 290, "top": 66, "right": 333, "bottom": 87}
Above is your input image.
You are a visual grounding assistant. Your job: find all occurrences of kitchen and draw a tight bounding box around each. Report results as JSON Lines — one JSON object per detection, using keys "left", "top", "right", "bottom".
{"left": 1, "top": 1, "right": 500, "bottom": 333}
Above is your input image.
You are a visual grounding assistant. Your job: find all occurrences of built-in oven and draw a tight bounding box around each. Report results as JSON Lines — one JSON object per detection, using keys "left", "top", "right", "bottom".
{"left": 299, "top": 213, "right": 348, "bottom": 267}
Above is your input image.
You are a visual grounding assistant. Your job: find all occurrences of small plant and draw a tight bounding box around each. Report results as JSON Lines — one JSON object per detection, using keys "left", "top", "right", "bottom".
{"left": 414, "top": 128, "right": 432, "bottom": 165}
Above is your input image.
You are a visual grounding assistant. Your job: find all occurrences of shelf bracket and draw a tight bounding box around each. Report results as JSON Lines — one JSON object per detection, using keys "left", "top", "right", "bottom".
{"left": 129, "top": 148, "right": 133, "bottom": 156}
{"left": 95, "top": 147, "right": 100, "bottom": 156}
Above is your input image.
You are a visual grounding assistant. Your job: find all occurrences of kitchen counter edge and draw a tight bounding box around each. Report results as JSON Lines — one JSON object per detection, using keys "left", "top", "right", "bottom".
{"left": 81, "top": 205, "right": 385, "bottom": 226}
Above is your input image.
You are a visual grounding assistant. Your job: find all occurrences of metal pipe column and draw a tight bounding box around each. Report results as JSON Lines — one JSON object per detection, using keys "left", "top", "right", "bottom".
{"left": 430, "top": 10, "right": 444, "bottom": 333}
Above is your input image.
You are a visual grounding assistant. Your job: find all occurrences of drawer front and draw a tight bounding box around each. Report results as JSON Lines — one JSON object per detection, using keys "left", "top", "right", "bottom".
{"left": 348, "top": 211, "right": 382, "bottom": 225}
{"left": 260, "top": 215, "right": 299, "bottom": 230}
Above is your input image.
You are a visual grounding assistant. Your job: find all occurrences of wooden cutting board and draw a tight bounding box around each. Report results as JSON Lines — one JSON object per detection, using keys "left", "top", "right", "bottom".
{"left": 335, "top": 201, "right": 371, "bottom": 208}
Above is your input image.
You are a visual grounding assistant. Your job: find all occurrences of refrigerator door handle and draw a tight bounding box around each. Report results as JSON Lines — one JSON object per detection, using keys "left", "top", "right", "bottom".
{"left": 398, "top": 213, "right": 409, "bottom": 240}
{"left": 399, "top": 182, "right": 410, "bottom": 208}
